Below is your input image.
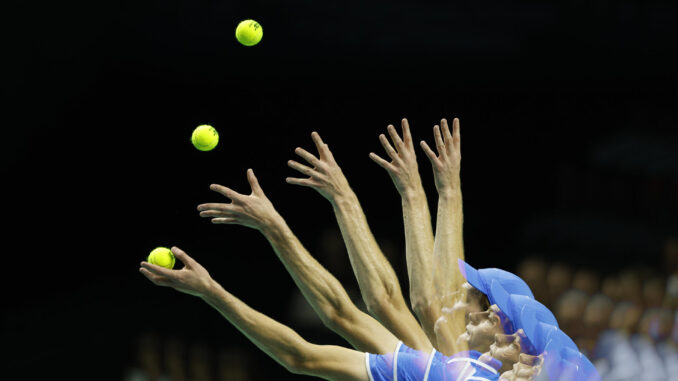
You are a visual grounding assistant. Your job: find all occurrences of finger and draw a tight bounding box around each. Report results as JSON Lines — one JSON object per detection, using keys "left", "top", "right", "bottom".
{"left": 209, "top": 184, "right": 243, "bottom": 201}
{"left": 199, "top": 210, "right": 237, "bottom": 218}
{"left": 197, "top": 203, "right": 233, "bottom": 212}
{"left": 212, "top": 217, "right": 238, "bottom": 224}
{"left": 285, "top": 177, "right": 316, "bottom": 187}
{"left": 139, "top": 267, "right": 172, "bottom": 287}
{"left": 401, "top": 118, "right": 413, "bottom": 147}
{"left": 452, "top": 118, "right": 461, "bottom": 151}
{"left": 140, "top": 261, "right": 176, "bottom": 279}
{"left": 246, "top": 168, "right": 264, "bottom": 195}
{"left": 386, "top": 124, "right": 406, "bottom": 153}
{"left": 420, "top": 140, "right": 439, "bottom": 165}
{"left": 311, "top": 131, "right": 328, "bottom": 160}
{"left": 378, "top": 133, "right": 399, "bottom": 161}
{"left": 441, "top": 118, "right": 453, "bottom": 145}
{"left": 287, "top": 159, "right": 315, "bottom": 177}
{"left": 294, "top": 147, "right": 321, "bottom": 167}
{"left": 369, "top": 152, "right": 396, "bottom": 172}
{"left": 171, "top": 246, "right": 198, "bottom": 268}
{"left": 433, "top": 125, "right": 447, "bottom": 158}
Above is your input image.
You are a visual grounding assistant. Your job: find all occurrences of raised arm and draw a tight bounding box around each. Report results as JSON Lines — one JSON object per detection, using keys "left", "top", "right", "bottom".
{"left": 286, "top": 132, "right": 433, "bottom": 353}
{"left": 139, "top": 247, "right": 369, "bottom": 381}
{"left": 197, "top": 169, "right": 398, "bottom": 354}
{"left": 368, "top": 118, "right": 439, "bottom": 346}
{"left": 420, "top": 118, "right": 467, "bottom": 353}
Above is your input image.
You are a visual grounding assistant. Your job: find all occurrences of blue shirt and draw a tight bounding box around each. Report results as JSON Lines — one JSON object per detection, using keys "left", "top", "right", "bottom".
{"left": 366, "top": 342, "right": 500, "bottom": 381}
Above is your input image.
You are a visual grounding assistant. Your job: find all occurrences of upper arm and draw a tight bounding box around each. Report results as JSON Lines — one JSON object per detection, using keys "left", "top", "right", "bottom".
{"left": 299, "top": 344, "right": 371, "bottom": 381}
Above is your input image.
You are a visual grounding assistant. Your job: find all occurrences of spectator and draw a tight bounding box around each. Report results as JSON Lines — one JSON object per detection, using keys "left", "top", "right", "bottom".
{"left": 125, "top": 331, "right": 170, "bottom": 381}
{"left": 581, "top": 294, "right": 614, "bottom": 356}
{"left": 593, "top": 301, "right": 643, "bottom": 381}
{"left": 546, "top": 262, "right": 574, "bottom": 308}
{"left": 554, "top": 288, "right": 590, "bottom": 343}
{"left": 516, "top": 256, "right": 549, "bottom": 304}
{"left": 572, "top": 267, "right": 600, "bottom": 296}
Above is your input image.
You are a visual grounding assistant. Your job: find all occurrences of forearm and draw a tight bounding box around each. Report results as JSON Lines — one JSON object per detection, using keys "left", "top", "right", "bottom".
{"left": 433, "top": 188, "right": 465, "bottom": 301}
{"left": 401, "top": 188, "right": 440, "bottom": 343}
{"left": 401, "top": 188, "right": 436, "bottom": 310}
{"left": 201, "top": 280, "right": 311, "bottom": 372}
{"left": 331, "top": 191, "right": 402, "bottom": 308}
{"left": 260, "top": 217, "right": 355, "bottom": 326}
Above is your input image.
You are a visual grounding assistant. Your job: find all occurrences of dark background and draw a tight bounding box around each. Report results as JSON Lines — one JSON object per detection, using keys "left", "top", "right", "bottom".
{"left": 2, "top": 0, "right": 677, "bottom": 379}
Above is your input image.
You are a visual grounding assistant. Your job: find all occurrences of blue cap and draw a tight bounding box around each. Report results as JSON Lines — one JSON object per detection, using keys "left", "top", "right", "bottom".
{"left": 542, "top": 340, "right": 601, "bottom": 381}
{"left": 522, "top": 315, "right": 576, "bottom": 356}
{"left": 458, "top": 259, "right": 534, "bottom": 306}
{"left": 490, "top": 280, "right": 559, "bottom": 354}
{"left": 490, "top": 280, "right": 558, "bottom": 330}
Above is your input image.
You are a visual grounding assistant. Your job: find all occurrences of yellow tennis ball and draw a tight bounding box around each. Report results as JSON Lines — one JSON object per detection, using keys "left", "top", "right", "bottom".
{"left": 235, "top": 19, "right": 263, "bottom": 46}
{"left": 148, "top": 247, "right": 175, "bottom": 269}
{"left": 191, "top": 124, "right": 219, "bottom": 151}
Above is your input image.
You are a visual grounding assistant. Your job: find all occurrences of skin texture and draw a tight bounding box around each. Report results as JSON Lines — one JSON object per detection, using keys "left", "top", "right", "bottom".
{"left": 482, "top": 330, "right": 527, "bottom": 373}
{"left": 285, "top": 131, "right": 433, "bottom": 353}
{"left": 499, "top": 353, "right": 543, "bottom": 381}
{"left": 139, "top": 247, "right": 370, "bottom": 381}
{"left": 458, "top": 305, "right": 506, "bottom": 353}
{"left": 197, "top": 169, "right": 398, "bottom": 354}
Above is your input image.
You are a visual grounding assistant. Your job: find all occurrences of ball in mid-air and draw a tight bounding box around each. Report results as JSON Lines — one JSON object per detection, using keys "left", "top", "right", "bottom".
{"left": 191, "top": 124, "right": 219, "bottom": 151}
{"left": 148, "top": 247, "right": 175, "bottom": 269}
{"left": 235, "top": 19, "right": 263, "bottom": 46}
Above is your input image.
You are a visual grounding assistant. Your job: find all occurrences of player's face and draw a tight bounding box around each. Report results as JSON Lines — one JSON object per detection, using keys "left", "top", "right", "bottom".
{"left": 489, "top": 331, "right": 523, "bottom": 373}
{"left": 499, "top": 353, "right": 542, "bottom": 381}
{"left": 459, "top": 305, "right": 505, "bottom": 352}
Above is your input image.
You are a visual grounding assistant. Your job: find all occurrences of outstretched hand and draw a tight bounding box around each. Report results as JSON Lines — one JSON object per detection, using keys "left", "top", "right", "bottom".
{"left": 139, "top": 246, "right": 214, "bottom": 298}
{"left": 420, "top": 118, "right": 461, "bottom": 194}
{"left": 197, "top": 169, "right": 283, "bottom": 231}
{"left": 369, "top": 118, "right": 424, "bottom": 195}
{"left": 286, "top": 131, "right": 351, "bottom": 203}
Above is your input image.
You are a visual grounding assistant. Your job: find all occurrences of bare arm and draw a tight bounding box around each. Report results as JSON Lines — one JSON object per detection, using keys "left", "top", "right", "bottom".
{"left": 197, "top": 169, "right": 398, "bottom": 354}
{"left": 420, "top": 118, "right": 467, "bottom": 354}
{"left": 286, "top": 132, "right": 433, "bottom": 353}
{"left": 139, "top": 247, "right": 369, "bottom": 381}
{"left": 369, "top": 118, "right": 439, "bottom": 346}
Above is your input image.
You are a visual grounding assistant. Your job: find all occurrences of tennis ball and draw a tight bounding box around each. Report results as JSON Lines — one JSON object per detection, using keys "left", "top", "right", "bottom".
{"left": 235, "top": 19, "right": 263, "bottom": 46}
{"left": 191, "top": 124, "right": 219, "bottom": 151}
{"left": 148, "top": 247, "right": 175, "bottom": 269}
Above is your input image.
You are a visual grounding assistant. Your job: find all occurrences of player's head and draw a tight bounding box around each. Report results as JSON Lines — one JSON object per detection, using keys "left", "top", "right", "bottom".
{"left": 483, "top": 329, "right": 531, "bottom": 373}
{"left": 459, "top": 304, "right": 512, "bottom": 352}
{"left": 458, "top": 259, "right": 535, "bottom": 308}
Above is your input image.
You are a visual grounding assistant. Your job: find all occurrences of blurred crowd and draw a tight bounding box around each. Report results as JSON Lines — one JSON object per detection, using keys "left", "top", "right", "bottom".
{"left": 517, "top": 237, "right": 678, "bottom": 381}
{"left": 124, "top": 332, "right": 252, "bottom": 381}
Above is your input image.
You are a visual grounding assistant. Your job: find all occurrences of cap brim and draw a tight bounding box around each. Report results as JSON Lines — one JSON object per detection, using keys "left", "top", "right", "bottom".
{"left": 458, "top": 259, "right": 486, "bottom": 295}
{"left": 489, "top": 279, "right": 511, "bottom": 316}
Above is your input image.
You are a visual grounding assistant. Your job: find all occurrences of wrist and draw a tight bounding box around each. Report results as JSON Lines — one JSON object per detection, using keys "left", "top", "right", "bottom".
{"left": 437, "top": 186, "right": 462, "bottom": 200}
{"left": 401, "top": 185, "right": 427, "bottom": 203}
{"left": 259, "top": 214, "right": 289, "bottom": 239}
{"left": 200, "top": 278, "right": 222, "bottom": 301}
{"left": 330, "top": 189, "right": 358, "bottom": 209}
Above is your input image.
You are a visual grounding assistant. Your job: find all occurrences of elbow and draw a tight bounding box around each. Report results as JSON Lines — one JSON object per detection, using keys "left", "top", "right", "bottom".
{"left": 411, "top": 297, "right": 441, "bottom": 328}
{"left": 280, "top": 347, "right": 311, "bottom": 376}
{"left": 364, "top": 279, "right": 401, "bottom": 313}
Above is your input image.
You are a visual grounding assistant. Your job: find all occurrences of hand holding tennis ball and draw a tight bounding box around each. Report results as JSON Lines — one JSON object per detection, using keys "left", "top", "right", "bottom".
{"left": 140, "top": 246, "right": 215, "bottom": 298}
{"left": 236, "top": 19, "right": 263, "bottom": 46}
{"left": 191, "top": 124, "right": 219, "bottom": 151}
{"left": 147, "top": 247, "right": 176, "bottom": 269}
